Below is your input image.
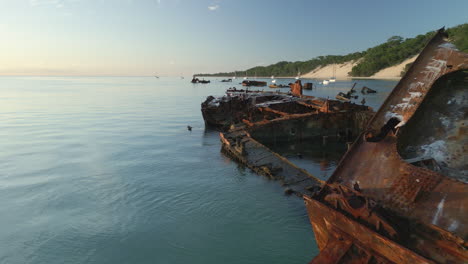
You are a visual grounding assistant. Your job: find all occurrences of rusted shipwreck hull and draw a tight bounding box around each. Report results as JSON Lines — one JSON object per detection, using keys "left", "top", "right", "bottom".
{"left": 305, "top": 29, "right": 467, "bottom": 263}
{"left": 201, "top": 86, "right": 374, "bottom": 196}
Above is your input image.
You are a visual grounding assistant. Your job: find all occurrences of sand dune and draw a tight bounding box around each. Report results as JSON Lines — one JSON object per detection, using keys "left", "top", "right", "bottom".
{"left": 302, "top": 55, "right": 418, "bottom": 80}
{"left": 302, "top": 60, "right": 360, "bottom": 79}
{"left": 370, "top": 55, "right": 418, "bottom": 79}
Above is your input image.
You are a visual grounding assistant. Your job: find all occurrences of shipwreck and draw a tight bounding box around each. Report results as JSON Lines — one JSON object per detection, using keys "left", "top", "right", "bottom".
{"left": 202, "top": 80, "right": 374, "bottom": 195}
{"left": 201, "top": 28, "right": 466, "bottom": 264}
{"left": 305, "top": 28, "right": 467, "bottom": 263}
{"left": 241, "top": 80, "right": 268, "bottom": 87}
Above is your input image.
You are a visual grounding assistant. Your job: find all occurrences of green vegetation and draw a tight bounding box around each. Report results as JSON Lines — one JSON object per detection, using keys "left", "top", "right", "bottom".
{"left": 447, "top": 23, "right": 468, "bottom": 52}
{"left": 199, "top": 24, "right": 468, "bottom": 78}
{"left": 349, "top": 32, "right": 434, "bottom": 76}
{"left": 202, "top": 52, "right": 364, "bottom": 78}
{"left": 400, "top": 62, "right": 414, "bottom": 77}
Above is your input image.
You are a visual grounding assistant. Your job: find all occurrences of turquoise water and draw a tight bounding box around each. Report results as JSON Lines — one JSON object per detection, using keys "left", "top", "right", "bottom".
{"left": 0, "top": 77, "right": 396, "bottom": 264}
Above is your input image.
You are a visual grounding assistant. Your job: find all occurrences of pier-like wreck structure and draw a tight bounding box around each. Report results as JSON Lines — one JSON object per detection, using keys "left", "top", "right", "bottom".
{"left": 202, "top": 82, "right": 374, "bottom": 196}
{"left": 201, "top": 28, "right": 466, "bottom": 264}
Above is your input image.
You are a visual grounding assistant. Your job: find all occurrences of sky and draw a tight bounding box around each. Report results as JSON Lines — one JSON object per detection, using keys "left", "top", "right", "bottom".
{"left": 0, "top": 0, "right": 467, "bottom": 76}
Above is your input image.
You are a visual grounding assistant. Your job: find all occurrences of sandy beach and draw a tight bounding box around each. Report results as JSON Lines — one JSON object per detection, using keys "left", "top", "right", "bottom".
{"left": 370, "top": 55, "right": 417, "bottom": 78}
{"left": 301, "top": 60, "right": 360, "bottom": 79}
{"left": 200, "top": 55, "right": 419, "bottom": 80}
{"left": 301, "top": 55, "right": 418, "bottom": 80}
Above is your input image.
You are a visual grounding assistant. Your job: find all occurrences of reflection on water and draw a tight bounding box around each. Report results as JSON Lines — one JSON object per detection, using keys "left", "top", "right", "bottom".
{"left": 0, "top": 76, "right": 318, "bottom": 264}
{"left": 249, "top": 78, "right": 397, "bottom": 181}
{"left": 263, "top": 140, "right": 347, "bottom": 181}
{"left": 0, "top": 76, "right": 397, "bottom": 264}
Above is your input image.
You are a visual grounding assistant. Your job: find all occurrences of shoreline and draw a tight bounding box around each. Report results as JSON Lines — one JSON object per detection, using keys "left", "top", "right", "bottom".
{"left": 197, "top": 76, "right": 402, "bottom": 80}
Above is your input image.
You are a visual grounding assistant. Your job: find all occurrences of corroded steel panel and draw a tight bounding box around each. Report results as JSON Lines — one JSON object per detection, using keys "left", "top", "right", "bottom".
{"left": 305, "top": 28, "right": 467, "bottom": 263}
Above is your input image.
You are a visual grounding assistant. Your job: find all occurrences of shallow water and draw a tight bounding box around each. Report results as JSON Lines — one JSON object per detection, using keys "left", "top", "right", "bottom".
{"left": 0, "top": 76, "right": 396, "bottom": 264}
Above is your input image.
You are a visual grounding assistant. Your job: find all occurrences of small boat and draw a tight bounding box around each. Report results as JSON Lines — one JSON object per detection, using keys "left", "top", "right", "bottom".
{"left": 221, "top": 79, "right": 233, "bottom": 82}
{"left": 329, "top": 64, "right": 336, "bottom": 82}
{"left": 191, "top": 76, "right": 210, "bottom": 84}
{"left": 269, "top": 84, "right": 278, "bottom": 88}
{"left": 295, "top": 70, "right": 301, "bottom": 80}
{"left": 322, "top": 80, "right": 329, "bottom": 85}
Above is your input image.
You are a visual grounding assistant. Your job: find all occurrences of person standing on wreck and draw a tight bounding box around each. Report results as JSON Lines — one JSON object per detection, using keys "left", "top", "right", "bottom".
{"left": 291, "top": 80, "right": 303, "bottom": 97}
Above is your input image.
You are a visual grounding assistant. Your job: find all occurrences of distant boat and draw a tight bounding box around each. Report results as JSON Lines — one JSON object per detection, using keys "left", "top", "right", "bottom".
{"left": 191, "top": 76, "right": 210, "bottom": 84}
{"left": 271, "top": 75, "right": 275, "bottom": 79}
{"left": 329, "top": 64, "right": 336, "bottom": 82}
{"left": 295, "top": 70, "right": 301, "bottom": 80}
{"left": 233, "top": 72, "right": 237, "bottom": 80}
{"left": 243, "top": 71, "right": 248, "bottom": 80}
{"left": 155, "top": 75, "right": 159, "bottom": 78}
{"left": 322, "top": 80, "right": 329, "bottom": 85}
{"left": 272, "top": 79, "right": 277, "bottom": 84}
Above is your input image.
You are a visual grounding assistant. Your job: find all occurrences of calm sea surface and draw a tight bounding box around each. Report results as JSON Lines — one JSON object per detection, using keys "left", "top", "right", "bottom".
{"left": 0, "top": 76, "right": 397, "bottom": 264}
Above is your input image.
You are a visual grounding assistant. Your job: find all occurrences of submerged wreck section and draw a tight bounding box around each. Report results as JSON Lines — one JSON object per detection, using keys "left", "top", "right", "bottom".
{"left": 305, "top": 29, "right": 467, "bottom": 263}
{"left": 201, "top": 86, "right": 374, "bottom": 196}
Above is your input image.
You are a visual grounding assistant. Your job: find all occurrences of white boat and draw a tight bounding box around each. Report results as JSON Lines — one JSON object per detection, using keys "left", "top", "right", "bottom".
{"left": 295, "top": 70, "right": 301, "bottom": 80}
{"left": 329, "top": 64, "right": 336, "bottom": 82}
{"left": 322, "top": 80, "right": 329, "bottom": 85}
{"left": 272, "top": 79, "right": 276, "bottom": 84}
{"left": 271, "top": 75, "right": 275, "bottom": 79}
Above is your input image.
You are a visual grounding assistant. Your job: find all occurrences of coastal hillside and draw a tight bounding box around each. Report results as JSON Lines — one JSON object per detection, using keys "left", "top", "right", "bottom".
{"left": 301, "top": 60, "right": 360, "bottom": 79}
{"left": 371, "top": 55, "right": 417, "bottom": 79}
{"left": 300, "top": 55, "right": 417, "bottom": 79}
{"left": 200, "top": 23, "right": 467, "bottom": 78}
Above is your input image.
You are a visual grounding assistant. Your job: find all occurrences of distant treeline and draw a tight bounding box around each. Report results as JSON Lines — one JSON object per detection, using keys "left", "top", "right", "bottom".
{"left": 198, "top": 23, "right": 467, "bottom": 78}
{"left": 201, "top": 52, "right": 364, "bottom": 78}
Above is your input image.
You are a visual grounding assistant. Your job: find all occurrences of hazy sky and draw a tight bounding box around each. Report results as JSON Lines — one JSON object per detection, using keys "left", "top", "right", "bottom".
{"left": 0, "top": 0, "right": 467, "bottom": 76}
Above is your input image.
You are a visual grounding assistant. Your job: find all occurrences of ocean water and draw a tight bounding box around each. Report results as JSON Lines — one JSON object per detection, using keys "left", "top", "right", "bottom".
{"left": 0, "top": 76, "right": 396, "bottom": 264}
